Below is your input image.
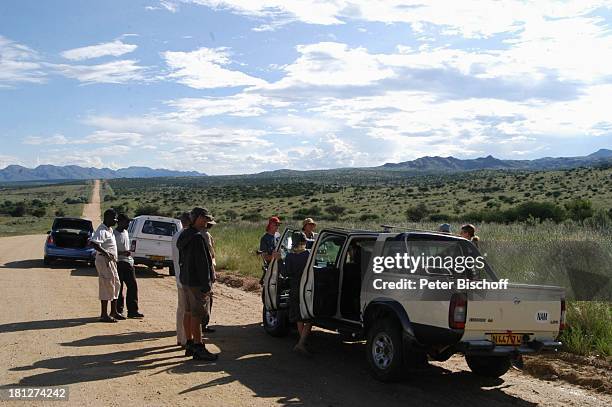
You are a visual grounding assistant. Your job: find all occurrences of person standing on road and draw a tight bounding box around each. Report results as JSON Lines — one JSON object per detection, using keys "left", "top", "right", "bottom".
{"left": 258, "top": 216, "right": 282, "bottom": 284}
{"left": 172, "top": 212, "right": 191, "bottom": 347}
{"left": 286, "top": 232, "right": 312, "bottom": 356}
{"left": 114, "top": 214, "right": 144, "bottom": 319}
{"left": 176, "top": 207, "right": 218, "bottom": 361}
{"left": 202, "top": 216, "right": 217, "bottom": 334}
{"left": 90, "top": 209, "right": 123, "bottom": 323}
{"left": 301, "top": 217, "right": 317, "bottom": 249}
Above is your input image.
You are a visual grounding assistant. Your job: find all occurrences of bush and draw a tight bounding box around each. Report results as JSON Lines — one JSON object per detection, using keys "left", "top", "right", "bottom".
{"left": 293, "top": 205, "right": 323, "bottom": 219}
{"left": 31, "top": 208, "right": 46, "bottom": 218}
{"left": 325, "top": 205, "right": 346, "bottom": 220}
{"left": 428, "top": 213, "right": 451, "bottom": 222}
{"left": 406, "top": 203, "right": 429, "bottom": 222}
{"left": 224, "top": 209, "right": 239, "bottom": 221}
{"left": 55, "top": 209, "right": 66, "bottom": 217}
{"left": 242, "top": 212, "right": 263, "bottom": 222}
{"left": 10, "top": 203, "right": 26, "bottom": 217}
{"left": 564, "top": 199, "right": 594, "bottom": 221}
{"left": 359, "top": 213, "right": 379, "bottom": 221}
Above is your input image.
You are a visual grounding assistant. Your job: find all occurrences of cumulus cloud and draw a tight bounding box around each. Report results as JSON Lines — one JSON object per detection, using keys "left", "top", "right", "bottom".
{"left": 162, "top": 47, "right": 266, "bottom": 89}
{"left": 0, "top": 35, "right": 46, "bottom": 87}
{"left": 60, "top": 40, "right": 138, "bottom": 61}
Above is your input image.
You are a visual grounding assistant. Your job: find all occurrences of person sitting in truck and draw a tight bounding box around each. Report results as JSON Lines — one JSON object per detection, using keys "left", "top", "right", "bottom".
{"left": 285, "top": 231, "right": 312, "bottom": 356}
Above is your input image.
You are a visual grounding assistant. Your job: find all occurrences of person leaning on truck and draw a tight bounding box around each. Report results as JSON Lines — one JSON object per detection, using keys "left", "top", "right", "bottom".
{"left": 176, "top": 207, "right": 218, "bottom": 361}
{"left": 90, "top": 208, "right": 123, "bottom": 323}
{"left": 114, "top": 214, "right": 144, "bottom": 319}
{"left": 172, "top": 212, "right": 191, "bottom": 347}
{"left": 258, "top": 216, "right": 282, "bottom": 284}
{"left": 302, "top": 217, "right": 317, "bottom": 249}
{"left": 286, "top": 232, "right": 313, "bottom": 356}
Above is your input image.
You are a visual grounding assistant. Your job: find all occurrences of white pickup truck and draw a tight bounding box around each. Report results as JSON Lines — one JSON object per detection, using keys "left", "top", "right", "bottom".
{"left": 128, "top": 215, "right": 182, "bottom": 275}
{"left": 262, "top": 227, "right": 565, "bottom": 381}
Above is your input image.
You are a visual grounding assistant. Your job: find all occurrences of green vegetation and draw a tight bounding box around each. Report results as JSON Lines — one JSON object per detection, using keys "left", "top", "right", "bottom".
{"left": 0, "top": 181, "right": 92, "bottom": 236}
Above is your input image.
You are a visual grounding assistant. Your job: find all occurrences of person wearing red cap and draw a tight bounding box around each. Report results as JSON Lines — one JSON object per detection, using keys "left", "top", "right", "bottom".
{"left": 259, "top": 216, "right": 282, "bottom": 283}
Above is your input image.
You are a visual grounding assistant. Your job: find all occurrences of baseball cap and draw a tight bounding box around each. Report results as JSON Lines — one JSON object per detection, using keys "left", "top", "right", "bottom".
{"left": 205, "top": 214, "right": 217, "bottom": 225}
{"left": 190, "top": 207, "right": 210, "bottom": 222}
{"left": 268, "top": 216, "right": 282, "bottom": 224}
{"left": 438, "top": 223, "right": 452, "bottom": 234}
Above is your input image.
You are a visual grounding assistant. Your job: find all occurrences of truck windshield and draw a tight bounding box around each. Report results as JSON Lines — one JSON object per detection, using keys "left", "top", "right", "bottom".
{"left": 53, "top": 218, "right": 93, "bottom": 231}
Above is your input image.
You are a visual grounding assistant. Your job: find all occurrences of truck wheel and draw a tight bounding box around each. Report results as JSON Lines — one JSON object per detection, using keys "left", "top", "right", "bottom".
{"left": 465, "top": 355, "right": 511, "bottom": 378}
{"left": 169, "top": 264, "right": 175, "bottom": 276}
{"left": 366, "top": 318, "right": 404, "bottom": 382}
{"left": 262, "top": 306, "right": 289, "bottom": 337}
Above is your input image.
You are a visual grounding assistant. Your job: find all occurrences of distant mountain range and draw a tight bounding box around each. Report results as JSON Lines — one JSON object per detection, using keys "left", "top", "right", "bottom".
{"left": 0, "top": 165, "right": 206, "bottom": 182}
{"left": 380, "top": 148, "right": 612, "bottom": 171}
{"left": 1, "top": 149, "right": 610, "bottom": 182}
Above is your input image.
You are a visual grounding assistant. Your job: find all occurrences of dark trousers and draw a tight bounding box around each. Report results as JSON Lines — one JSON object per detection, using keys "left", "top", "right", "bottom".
{"left": 117, "top": 261, "right": 139, "bottom": 314}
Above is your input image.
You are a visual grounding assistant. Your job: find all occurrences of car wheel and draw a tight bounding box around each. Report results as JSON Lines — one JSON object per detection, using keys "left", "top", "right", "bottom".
{"left": 366, "top": 318, "right": 404, "bottom": 382}
{"left": 262, "top": 306, "right": 289, "bottom": 337}
{"left": 465, "top": 355, "right": 511, "bottom": 378}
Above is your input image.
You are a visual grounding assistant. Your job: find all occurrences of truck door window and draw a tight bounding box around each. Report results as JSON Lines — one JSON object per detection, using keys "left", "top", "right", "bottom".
{"left": 314, "top": 235, "right": 345, "bottom": 268}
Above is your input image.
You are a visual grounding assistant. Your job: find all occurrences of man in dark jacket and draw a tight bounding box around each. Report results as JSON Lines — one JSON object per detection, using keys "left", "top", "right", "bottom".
{"left": 176, "top": 207, "right": 218, "bottom": 361}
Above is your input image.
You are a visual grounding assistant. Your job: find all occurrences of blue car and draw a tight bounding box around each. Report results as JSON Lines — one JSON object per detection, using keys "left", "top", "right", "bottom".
{"left": 44, "top": 217, "right": 96, "bottom": 266}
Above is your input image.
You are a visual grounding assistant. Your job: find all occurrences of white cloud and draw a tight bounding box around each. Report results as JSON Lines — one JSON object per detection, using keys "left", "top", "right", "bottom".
{"left": 0, "top": 36, "right": 46, "bottom": 87}
{"left": 165, "top": 93, "right": 289, "bottom": 120}
{"left": 0, "top": 154, "right": 21, "bottom": 168}
{"left": 51, "top": 60, "right": 148, "bottom": 84}
{"left": 162, "top": 47, "right": 266, "bottom": 88}
{"left": 146, "top": 1, "right": 178, "bottom": 12}
{"left": 60, "top": 40, "right": 138, "bottom": 61}
{"left": 23, "top": 134, "right": 69, "bottom": 145}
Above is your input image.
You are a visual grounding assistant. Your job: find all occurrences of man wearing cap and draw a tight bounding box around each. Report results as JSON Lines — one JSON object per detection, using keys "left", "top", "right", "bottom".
{"left": 438, "top": 223, "right": 452, "bottom": 235}
{"left": 114, "top": 213, "right": 143, "bottom": 319}
{"left": 259, "top": 216, "right": 282, "bottom": 283}
{"left": 90, "top": 209, "right": 122, "bottom": 323}
{"left": 302, "top": 218, "right": 317, "bottom": 249}
{"left": 176, "top": 207, "right": 218, "bottom": 361}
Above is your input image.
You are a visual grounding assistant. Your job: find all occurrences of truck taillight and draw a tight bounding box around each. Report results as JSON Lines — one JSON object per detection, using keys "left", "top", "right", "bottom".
{"left": 130, "top": 240, "right": 136, "bottom": 252}
{"left": 449, "top": 293, "right": 468, "bottom": 329}
{"left": 47, "top": 234, "right": 54, "bottom": 245}
{"left": 559, "top": 299, "right": 566, "bottom": 332}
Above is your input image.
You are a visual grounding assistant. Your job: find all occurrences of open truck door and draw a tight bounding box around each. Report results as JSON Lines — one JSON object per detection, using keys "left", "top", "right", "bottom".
{"left": 300, "top": 231, "right": 348, "bottom": 320}
{"left": 263, "top": 227, "right": 296, "bottom": 311}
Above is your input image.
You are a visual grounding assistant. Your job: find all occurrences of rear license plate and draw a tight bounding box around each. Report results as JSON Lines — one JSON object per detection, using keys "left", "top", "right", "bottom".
{"left": 491, "top": 333, "right": 523, "bottom": 346}
{"left": 149, "top": 255, "right": 165, "bottom": 262}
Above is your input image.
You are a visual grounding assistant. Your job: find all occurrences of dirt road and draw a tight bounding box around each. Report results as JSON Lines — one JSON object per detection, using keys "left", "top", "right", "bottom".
{"left": 1, "top": 185, "right": 610, "bottom": 406}
{"left": 82, "top": 179, "right": 101, "bottom": 225}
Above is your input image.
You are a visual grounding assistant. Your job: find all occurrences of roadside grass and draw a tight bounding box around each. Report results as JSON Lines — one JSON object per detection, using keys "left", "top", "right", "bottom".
{"left": 561, "top": 301, "right": 612, "bottom": 356}
{"left": 0, "top": 181, "right": 92, "bottom": 236}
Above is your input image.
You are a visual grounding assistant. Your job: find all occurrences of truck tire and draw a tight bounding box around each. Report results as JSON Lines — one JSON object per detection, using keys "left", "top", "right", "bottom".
{"left": 465, "top": 355, "right": 511, "bottom": 378}
{"left": 366, "top": 318, "right": 404, "bottom": 382}
{"left": 169, "top": 264, "right": 175, "bottom": 276}
{"left": 262, "top": 306, "right": 289, "bottom": 337}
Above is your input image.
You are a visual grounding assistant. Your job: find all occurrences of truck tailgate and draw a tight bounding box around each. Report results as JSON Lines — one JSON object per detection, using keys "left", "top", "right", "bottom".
{"left": 463, "top": 283, "right": 564, "bottom": 341}
{"left": 134, "top": 237, "right": 173, "bottom": 258}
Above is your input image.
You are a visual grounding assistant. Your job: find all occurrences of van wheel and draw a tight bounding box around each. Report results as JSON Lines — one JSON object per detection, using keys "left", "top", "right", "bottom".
{"left": 169, "top": 264, "right": 175, "bottom": 276}
{"left": 466, "top": 355, "right": 511, "bottom": 378}
{"left": 366, "top": 318, "right": 404, "bottom": 382}
{"left": 262, "top": 306, "right": 289, "bottom": 337}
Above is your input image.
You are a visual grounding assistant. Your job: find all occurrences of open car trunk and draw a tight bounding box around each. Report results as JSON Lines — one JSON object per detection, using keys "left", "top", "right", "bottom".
{"left": 54, "top": 230, "right": 90, "bottom": 249}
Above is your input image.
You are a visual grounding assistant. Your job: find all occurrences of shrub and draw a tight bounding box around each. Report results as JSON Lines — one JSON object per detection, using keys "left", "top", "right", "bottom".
{"left": 564, "top": 199, "right": 594, "bottom": 221}
{"left": 325, "top": 205, "right": 347, "bottom": 219}
{"left": 405, "top": 203, "right": 429, "bottom": 222}
{"left": 359, "top": 213, "right": 379, "bottom": 221}
{"left": 135, "top": 204, "right": 161, "bottom": 216}
{"left": 31, "top": 208, "right": 46, "bottom": 218}
{"left": 10, "top": 203, "right": 26, "bottom": 217}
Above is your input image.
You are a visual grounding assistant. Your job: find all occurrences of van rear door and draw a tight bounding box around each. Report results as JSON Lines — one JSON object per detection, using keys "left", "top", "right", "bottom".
{"left": 134, "top": 218, "right": 178, "bottom": 259}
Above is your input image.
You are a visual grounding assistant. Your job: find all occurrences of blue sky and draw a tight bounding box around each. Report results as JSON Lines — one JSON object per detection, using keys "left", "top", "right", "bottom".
{"left": 1, "top": 0, "right": 611, "bottom": 175}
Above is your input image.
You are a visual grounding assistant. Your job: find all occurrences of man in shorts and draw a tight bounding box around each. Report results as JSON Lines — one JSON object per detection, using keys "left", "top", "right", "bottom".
{"left": 176, "top": 207, "right": 218, "bottom": 361}
{"left": 90, "top": 209, "right": 123, "bottom": 323}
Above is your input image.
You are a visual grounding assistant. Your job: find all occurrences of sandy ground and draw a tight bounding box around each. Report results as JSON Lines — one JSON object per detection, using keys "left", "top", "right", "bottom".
{"left": 1, "top": 183, "right": 611, "bottom": 406}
